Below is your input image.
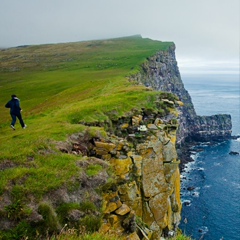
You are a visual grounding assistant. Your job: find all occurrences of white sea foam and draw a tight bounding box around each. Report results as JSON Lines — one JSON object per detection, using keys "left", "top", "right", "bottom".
{"left": 222, "top": 177, "right": 228, "bottom": 182}
{"left": 221, "top": 95, "right": 239, "bottom": 99}
{"left": 203, "top": 185, "right": 211, "bottom": 188}
{"left": 199, "top": 226, "right": 209, "bottom": 234}
{"left": 182, "top": 199, "right": 191, "bottom": 206}
{"left": 232, "top": 181, "right": 240, "bottom": 189}
{"left": 184, "top": 161, "right": 196, "bottom": 172}
{"left": 192, "top": 191, "right": 200, "bottom": 197}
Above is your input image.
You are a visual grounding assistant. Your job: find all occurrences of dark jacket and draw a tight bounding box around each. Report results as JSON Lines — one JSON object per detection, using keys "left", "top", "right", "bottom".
{"left": 5, "top": 97, "right": 22, "bottom": 115}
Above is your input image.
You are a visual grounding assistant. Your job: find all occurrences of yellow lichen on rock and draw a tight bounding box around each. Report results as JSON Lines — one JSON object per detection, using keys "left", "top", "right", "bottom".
{"left": 101, "top": 111, "right": 182, "bottom": 239}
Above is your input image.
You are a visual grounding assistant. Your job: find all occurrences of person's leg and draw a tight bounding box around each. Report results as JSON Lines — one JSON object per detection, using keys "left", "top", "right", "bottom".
{"left": 10, "top": 114, "right": 16, "bottom": 129}
{"left": 17, "top": 113, "right": 25, "bottom": 128}
{"left": 11, "top": 114, "right": 17, "bottom": 126}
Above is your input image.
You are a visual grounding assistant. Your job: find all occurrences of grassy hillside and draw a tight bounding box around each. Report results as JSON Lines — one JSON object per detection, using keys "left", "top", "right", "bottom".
{"left": 0, "top": 35, "right": 173, "bottom": 196}
{"left": 0, "top": 36, "right": 176, "bottom": 238}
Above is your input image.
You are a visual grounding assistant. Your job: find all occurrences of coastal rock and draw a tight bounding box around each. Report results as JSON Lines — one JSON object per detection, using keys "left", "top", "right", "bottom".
{"left": 229, "top": 151, "right": 239, "bottom": 155}
{"left": 131, "top": 45, "right": 232, "bottom": 145}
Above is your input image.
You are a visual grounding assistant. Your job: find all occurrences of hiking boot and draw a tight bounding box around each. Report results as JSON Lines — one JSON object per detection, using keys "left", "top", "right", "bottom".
{"left": 11, "top": 125, "right": 15, "bottom": 130}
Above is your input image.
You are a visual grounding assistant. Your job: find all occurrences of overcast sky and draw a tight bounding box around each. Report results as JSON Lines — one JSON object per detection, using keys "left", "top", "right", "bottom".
{"left": 0, "top": 0, "right": 239, "bottom": 74}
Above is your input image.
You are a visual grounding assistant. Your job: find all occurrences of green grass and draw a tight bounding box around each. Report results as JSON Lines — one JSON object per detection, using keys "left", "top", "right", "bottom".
{"left": 0, "top": 35, "right": 173, "bottom": 199}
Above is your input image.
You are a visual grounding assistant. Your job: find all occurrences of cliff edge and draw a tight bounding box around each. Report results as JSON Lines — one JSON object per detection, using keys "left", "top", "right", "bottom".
{"left": 131, "top": 44, "right": 232, "bottom": 146}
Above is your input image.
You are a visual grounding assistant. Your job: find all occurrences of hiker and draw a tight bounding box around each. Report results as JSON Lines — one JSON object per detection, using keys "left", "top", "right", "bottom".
{"left": 5, "top": 94, "right": 27, "bottom": 130}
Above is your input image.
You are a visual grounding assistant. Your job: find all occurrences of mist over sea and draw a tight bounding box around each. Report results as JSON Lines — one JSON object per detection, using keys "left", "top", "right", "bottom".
{"left": 179, "top": 74, "right": 240, "bottom": 240}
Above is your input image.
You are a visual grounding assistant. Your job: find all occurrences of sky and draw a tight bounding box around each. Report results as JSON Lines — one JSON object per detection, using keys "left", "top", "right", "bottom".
{"left": 0, "top": 0, "right": 239, "bottom": 74}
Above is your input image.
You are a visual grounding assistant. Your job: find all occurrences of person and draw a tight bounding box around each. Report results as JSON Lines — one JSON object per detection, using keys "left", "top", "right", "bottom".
{"left": 5, "top": 94, "right": 27, "bottom": 130}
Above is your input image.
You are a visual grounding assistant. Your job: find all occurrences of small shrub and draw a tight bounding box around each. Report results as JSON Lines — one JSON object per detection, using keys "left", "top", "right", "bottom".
{"left": 37, "top": 202, "right": 60, "bottom": 234}
{"left": 4, "top": 200, "right": 31, "bottom": 221}
{"left": 50, "top": 229, "right": 125, "bottom": 240}
{"left": 79, "top": 215, "right": 101, "bottom": 233}
{"left": 79, "top": 201, "right": 97, "bottom": 212}
{"left": 0, "top": 221, "right": 35, "bottom": 240}
{"left": 56, "top": 203, "right": 80, "bottom": 223}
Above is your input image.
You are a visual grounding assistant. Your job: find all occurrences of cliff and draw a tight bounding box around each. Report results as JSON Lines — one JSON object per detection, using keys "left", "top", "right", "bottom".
{"left": 56, "top": 95, "right": 183, "bottom": 239}
{"left": 131, "top": 45, "right": 232, "bottom": 146}
{"left": 0, "top": 37, "right": 232, "bottom": 240}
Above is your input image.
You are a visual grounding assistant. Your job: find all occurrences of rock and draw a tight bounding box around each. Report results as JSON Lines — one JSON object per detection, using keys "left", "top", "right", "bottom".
{"left": 94, "top": 141, "right": 116, "bottom": 153}
{"left": 162, "top": 99, "right": 174, "bottom": 105}
{"left": 147, "top": 124, "right": 158, "bottom": 130}
{"left": 132, "top": 115, "right": 143, "bottom": 126}
{"left": 115, "top": 204, "right": 131, "bottom": 215}
{"left": 187, "top": 186, "right": 195, "bottom": 191}
{"left": 105, "top": 201, "right": 121, "bottom": 214}
{"left": 122, "top": 211, "right": 136, "bottom": 233}
{"left": 126, "top": 232, "right": 141, "bottom": 240}
{"left": 229, "top": 151, "right": 239, "bottom": 155}
{"left": 110, "top": 157, "right": 132, "bottom": 176}
{"left": 108, "top": 214, "right": 121, "bottom": 225}
{"left": 27, "top": 211, "right": 43, "bottom": 223}
{"left": 175, "top": 100, "right": 184, "bottom": 106}
{"left": 99, "top": 223, "right": 111, "bottom": 234}
{"left": 131, "top": 46, "right": 232, "bottom": 144}
{"left": 68, "top": 209, "right": 84, "bottom": 222}
{"left": 121, "top": 123, "right": 129, "bottom": 130}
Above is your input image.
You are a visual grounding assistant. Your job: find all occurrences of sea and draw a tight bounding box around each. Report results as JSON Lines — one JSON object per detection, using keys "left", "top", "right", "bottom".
{"left": 179, "top": 74, "right": 240, "bottom": 240}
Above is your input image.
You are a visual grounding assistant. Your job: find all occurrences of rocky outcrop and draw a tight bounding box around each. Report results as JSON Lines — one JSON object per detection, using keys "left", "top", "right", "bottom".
{"left": 58, "top": 104, "right": 182, "bottom": 239}
{"left": 130, "top": 45, "right": 232, "bottom": 145}
{"left": 189, "top": 114, "right": 232, "bottom": 142}
{"left": 95, "top": 108, "right": 182, "bottom": 239}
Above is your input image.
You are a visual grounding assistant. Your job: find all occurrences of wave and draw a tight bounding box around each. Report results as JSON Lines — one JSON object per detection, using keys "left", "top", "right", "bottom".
{"left": 198, "top": 226, "right": 209, "bottom": 234}
{"left": 182, "top": 161, "right": 196, "bottom": 173}
{"left": 221, "top": 95, "right": 240, "bottom": 99}
{"left": 232, "top": 181, "right": 240, "bottom": 189}
{"left": 192, "top": 190, "right": 200, "bottom": 197}
{"left": 182, "top": 199, "right": 191, "bottom": 206}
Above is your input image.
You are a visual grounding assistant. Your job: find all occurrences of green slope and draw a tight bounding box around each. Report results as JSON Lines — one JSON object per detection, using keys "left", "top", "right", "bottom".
{"left": 0, "top": 35, "right": 173, "bottom": 197}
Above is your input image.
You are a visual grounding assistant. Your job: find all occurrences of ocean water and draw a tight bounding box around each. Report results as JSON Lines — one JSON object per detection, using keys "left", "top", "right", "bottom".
{"left": 179, "top": 74, "right": 240, "bottom": 240}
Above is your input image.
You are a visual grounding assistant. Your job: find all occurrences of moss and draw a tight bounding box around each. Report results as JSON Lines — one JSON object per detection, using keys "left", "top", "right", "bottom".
{"left": 86, "top": 164, "right": 103, "bottom": 177}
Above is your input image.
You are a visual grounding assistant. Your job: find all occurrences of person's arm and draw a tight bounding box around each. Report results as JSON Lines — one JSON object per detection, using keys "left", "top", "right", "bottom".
{"left": 5, "top": 101, "right": 10, "bottom": 108}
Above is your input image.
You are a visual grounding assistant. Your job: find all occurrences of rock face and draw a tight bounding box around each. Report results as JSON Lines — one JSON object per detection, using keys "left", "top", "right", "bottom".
{"left": 95, "top": 107, "right": 182, "bottom": 239}
{"left": 131, "top": 45, "right": 232, "bottom": 145}
{"left": 57, "top": 105, "right": 182, "bottom": 239}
